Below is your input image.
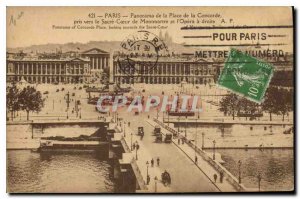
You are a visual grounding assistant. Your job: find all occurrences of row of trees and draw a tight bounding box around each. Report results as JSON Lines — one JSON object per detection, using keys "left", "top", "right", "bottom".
{"left": 270, "top": 70, "right": 293, "bottom": 87}
{"left": 219, "top": 86, "right": 293, "bottom": 121}
{"left": 7, "top": 85, "right": 45, "bottom": 121}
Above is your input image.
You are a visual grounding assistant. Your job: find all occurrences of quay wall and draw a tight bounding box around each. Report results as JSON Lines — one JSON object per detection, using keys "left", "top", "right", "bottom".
{"left": 7, "top": 122, "right": 104, "bottom": 149}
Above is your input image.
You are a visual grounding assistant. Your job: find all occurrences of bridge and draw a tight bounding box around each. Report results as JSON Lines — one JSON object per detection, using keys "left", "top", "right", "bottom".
{"left": 108, "top": 115, "right": 247, "bottom": 193}
{"left": 7, "top": 115, "right": 262, "bottom": 192}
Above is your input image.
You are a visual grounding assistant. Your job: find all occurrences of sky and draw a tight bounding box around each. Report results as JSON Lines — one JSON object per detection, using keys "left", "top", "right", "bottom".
{"left": 6, "top": 6, "right": 293, "bottom": 52}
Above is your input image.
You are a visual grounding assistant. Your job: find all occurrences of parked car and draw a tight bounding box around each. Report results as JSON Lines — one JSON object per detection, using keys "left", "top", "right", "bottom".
{"left": 43, "top": 91, "right": 49, "bottom": 94}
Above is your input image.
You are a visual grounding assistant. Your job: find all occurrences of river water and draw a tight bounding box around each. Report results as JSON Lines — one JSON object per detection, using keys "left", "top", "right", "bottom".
{"left": 207, "top": 148, "right": 294, "bottom": 191}
{"left": 7, "top": 148, "right": 293, "bottom": 192}
{"left": 180, "top": 124, "right": 294, "bottom": 191}
{"left": 7, "top": 150, "right": 115, "bottom": 193}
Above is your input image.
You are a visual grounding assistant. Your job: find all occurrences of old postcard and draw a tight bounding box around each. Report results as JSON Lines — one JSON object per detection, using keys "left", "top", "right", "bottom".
{"left": 6, "top": 6, "right": 294, "bottom": 193}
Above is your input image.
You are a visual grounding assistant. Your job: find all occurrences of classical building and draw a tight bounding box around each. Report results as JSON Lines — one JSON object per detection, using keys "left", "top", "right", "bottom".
{"left": 7, "top": 48, "right": 224, "bottom": 85}
{"left": 6, "top": 48, "right": 111, "bottom": 84}
{"left": 81, "top": 48, "right": 110, "bottom": 83}
{"left": 7, "top": 57, "right": 91, "bottom": 84}
{"left": 113, "top": 57, "right": 221, "bottom": 85}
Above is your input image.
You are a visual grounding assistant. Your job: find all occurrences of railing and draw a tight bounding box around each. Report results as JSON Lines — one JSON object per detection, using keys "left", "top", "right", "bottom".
{"left": 130, "top": 158, "right": 148, "bottom": 190}
{"left": 163, "top": 117, "right": 293, "bottom": 125}
{"left": 120, "top": 137, "right": 147, "bottom": 190}
{"left": 153, "top": 118, "right": 247, "bottom": 192}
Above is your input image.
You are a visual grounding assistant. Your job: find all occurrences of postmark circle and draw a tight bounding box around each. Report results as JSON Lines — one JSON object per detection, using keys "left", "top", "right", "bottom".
{"left": 116, "top": 30, "right": 169, "bottom": 79}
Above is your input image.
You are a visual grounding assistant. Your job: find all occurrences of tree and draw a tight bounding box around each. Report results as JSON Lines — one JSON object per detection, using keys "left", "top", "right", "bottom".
{"left": 100, "top": 67, "right": 110, "bottom": 85}
{"left": 18, "top": 86, "right": 45, "bottom": 121}
{"left": 238, "top": 98, "right": 260, "bottom": 120}
{"left": 219, "top": 93, "right": 240, "bottom": 120}
{"left": 6, "top": 84, "right": 20, "bottom": 121}
{"left": 285, "top": 88, "right": 294, "bottom": 121}
{"left": 277, "top": 88, "right": 293, "bottom": 121}
{"left": 262, "top": 87, "right": 279, "bottom": 121}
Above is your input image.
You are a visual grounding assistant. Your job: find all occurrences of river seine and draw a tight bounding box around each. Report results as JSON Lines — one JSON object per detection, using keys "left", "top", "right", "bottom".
{"left": 7, "top": 150, "right": 115, "bottom": 193}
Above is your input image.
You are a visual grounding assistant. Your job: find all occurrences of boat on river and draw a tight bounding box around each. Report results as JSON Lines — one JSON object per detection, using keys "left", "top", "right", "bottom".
{"left": 37, "top": 136, "right": 108, "bottom": 152}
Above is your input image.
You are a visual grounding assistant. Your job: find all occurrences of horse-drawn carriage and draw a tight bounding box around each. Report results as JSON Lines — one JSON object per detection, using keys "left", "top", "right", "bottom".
{"left": 164, "top": 132, "right": 172, "bottom": 143}
{"left": 138, "top": 127, "right": 144, "bottom": 138}
{"left": 153, "top": 126, "right": 173, "bottom": 143}
{"left": 153, "top": 126, "right": 161, "bottom": 136}
{"left": 155, "top": 132, "right": 172, "bottom": 143}
{"left": 138, "top": 127, "right": 144, "bottom": 135}
{"left": 161, "top": 170, "right": 171, "bottom": 186}
{"left": 155, "top": 133, "right": 163, "bottom": 142}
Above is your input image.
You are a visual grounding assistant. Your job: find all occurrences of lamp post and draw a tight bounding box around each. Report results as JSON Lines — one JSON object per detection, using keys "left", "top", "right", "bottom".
{"left": 177, "top": 117, "right": 180, "bottom": 133}
{"left": 202, "top": 132, "right": 205, "bottom": 149}
{"left": 257, "top": 173, "right": 261, "bottom": 191}
{"left": 74, "top": 98, "right": 78, "bottom": 117}
{"left": 123, "top": 121, "right": 126, "bottom": 137}
{"left": 154, "top": 176, "right": 158, "bottom": 192}
{"left": 146, "top": 161, "right": 149, "bottom": 185}
{"left": 213, "top": 140, "right": 216, "bottom": 160}
{"left": 185, "top": 116, "right": 187, "bottom": 137}
{"left": 238, "top": 160, "right": 242, "bottom": 184}
{"left": 130, "top": 132, "right": 133, "bottom": 151}
{"left": 195, "top": 119, "right": 198, "bottom": 157}
{"left": 65, "top": 91, "right": 70, "bottom": 110}
{"left": 135, "top": 142, "right": 139, "bottom": 160}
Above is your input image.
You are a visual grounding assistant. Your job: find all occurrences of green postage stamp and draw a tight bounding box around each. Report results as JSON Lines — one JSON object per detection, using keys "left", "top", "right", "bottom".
{"left": 217, "top": 49, "right": 274, "bottom": 103}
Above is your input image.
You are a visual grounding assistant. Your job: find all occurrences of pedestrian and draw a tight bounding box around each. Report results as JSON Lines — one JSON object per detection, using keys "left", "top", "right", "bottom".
{"left": 128, "top": 122, "right": 130, "bottom": 127}
{"left": 157, "top": 157, "right": 160, "bottom": 166}
{"left": 195, "top": 156, "right": 198, "bottom": 165}
{"left": 132, "top": 143, "right": 136, "bottom": 150}
{"left": 136, "top": 143, "right": 140, "bottom": 150}
{"left": 151, "top": 158, "right": 154, "bottom": 167}
{"left": 213, "top": 173, "right": 218, "bottom": 183}
{"left": 178, "top": 138, "right": 180, "bottom": 145}
{"left": 220, "top": 171, "right": 224, "bottom": 183}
